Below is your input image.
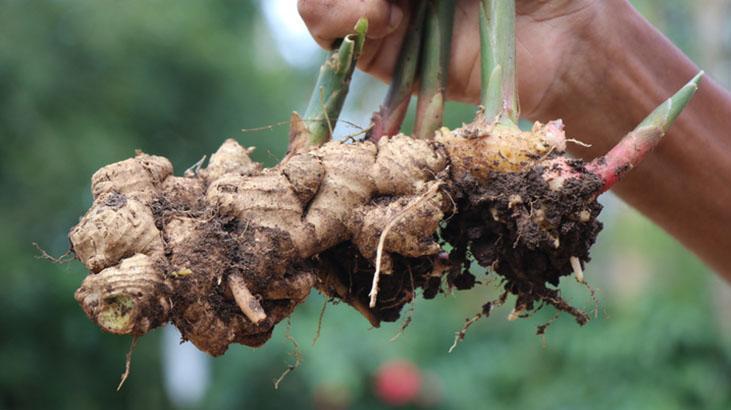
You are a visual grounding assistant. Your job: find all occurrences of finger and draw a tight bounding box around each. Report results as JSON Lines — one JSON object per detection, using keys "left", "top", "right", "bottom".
{"left": 357, "top": 1, "right": 419, "bottom": 84}
{"left": 298, "top": 0, "right": 405, "bottom": 49}
{"left": 446, "top": 0, "right": 481, "bottom": 104}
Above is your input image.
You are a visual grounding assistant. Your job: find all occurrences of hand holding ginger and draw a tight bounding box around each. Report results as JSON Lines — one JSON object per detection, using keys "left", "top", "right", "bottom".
{"left": 298, "top": 0, "right": 731, "bottom": 278}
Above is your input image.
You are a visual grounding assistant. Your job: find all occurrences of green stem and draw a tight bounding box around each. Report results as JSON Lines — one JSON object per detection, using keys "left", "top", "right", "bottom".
{"left": 480, "top": 0, "right": 518, "bottom": 125}
{"left": 588, "top": 71, "right": 703, "bottom": 192}
{"left": 414, "top": 0, "right": 455, "bottom": 139}
{"left": 368, "top": 2, "right": 427, "bottom": 141}
{"left": 293, "top": 18, "right": 368, "bottom": 150}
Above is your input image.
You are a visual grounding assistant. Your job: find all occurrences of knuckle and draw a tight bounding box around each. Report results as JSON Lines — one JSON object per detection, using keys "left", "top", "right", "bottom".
{"left": 297, "top": 0, "right": 329, "bottom": 27}
{"left": 298, "top": 0, "right": 337, "bottom": 42}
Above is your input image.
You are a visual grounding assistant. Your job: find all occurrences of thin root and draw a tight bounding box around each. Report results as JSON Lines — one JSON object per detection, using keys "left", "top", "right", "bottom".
{"left": 536, "top": 313, "right": 560, "bottom": 348}
{"left": 449, "top": 292, "right": 507, "bottom": 352}
{"left": 537, "top": 288, "right": 590, "bottom": 325}
{"left": 184, "top": 155, "right": 207, "bottom": 176}
{"left": 566, "top": 138, "right": 592, "bottom": 147}
{"left": 274, "top": 318, "right": 302, "bottom": 390}
{"left": 507, "top": 305, "right": 526, "bottom": 321}
{"left": 570, "top": 256, "right": 585, "bottom": 283}
{"left": 449, "top": 312, "right": 483, "bottom": 353}
{"left": 581, "top": 281, "right": 601, "bottom": 319}
{"left": 311, "top": 297, "right": 330, "bottom": 346}
{"left": 369, "top": 184, "right": 442, "bottom": 308}
{"left": 242, "top": 118, "right": 365, "bottom": 135}
{"left": 117, "top": 335, "right": 139, "bottom": 391}
{"left": 390, "top": 270, "right": 416, "bottom": 342}
{"left": 32, "top": 242, "right": 73, "bottom": 264}
{"left": 570, "top": 256, "right": 601, "bottom": 318}
{"left": 389, "top": 314, "right": 413, "bottom": 343}
{"left": 241, "top": 120, "right": 291, "bottom": 133}
{"left": 341, "top": 124, "right": 373, "bottom": 142}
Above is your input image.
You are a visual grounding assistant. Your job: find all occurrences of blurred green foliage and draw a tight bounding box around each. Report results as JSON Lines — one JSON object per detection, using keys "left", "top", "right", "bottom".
{"left": 1, "top": 1, "right": 729, "bottom": 409}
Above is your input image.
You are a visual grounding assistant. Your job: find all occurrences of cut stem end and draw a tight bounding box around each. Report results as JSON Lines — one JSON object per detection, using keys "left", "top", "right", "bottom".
{"left": 229, "top": 274, "right": 267, "bottom": 325}
{"left": 290, "top": 18, "right": 368, "bottom": 151}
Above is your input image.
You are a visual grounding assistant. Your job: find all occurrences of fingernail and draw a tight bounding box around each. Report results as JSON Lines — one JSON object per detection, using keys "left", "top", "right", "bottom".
{"left": 388, "top": 5, "right": 404, "bottom": 32}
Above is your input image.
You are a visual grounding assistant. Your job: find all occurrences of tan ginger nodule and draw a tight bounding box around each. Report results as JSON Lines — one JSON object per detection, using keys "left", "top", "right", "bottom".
{"left": 74, "top": 253, "right": 171, "bottom": 335}
{"left": 69, "top": 192, "right": 164, "bottom": 273}
{"left": 70, "top": 121, "right": 602, "bottom": 355}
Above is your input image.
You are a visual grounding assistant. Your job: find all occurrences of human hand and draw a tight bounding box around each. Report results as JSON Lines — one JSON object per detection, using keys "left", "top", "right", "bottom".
{"left": 298, "top": 0, "right": 603, "bottom": 120}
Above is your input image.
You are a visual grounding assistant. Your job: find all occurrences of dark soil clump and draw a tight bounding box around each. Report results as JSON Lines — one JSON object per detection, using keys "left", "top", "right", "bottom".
{"left": 442, "top": 159, "right": 603, "bottom": 324}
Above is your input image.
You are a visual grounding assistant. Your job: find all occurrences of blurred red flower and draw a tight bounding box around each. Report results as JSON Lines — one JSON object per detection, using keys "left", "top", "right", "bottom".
{"left": 374, "top": 360, "right": 423, "bottom": 406}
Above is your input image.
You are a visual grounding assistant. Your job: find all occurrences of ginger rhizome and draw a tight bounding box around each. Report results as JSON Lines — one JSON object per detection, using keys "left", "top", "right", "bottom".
{"left": 69, "top": 74, "right": 699, "bottom": 354}
{"left": 68, "top": 3, "right": 703, "bottom": 357}
{"left": 70, "top": 120, "right": 572, "bottom": 354}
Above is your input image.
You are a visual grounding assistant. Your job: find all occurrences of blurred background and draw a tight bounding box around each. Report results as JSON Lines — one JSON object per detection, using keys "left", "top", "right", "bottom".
{"left": 1, "top": 0, "right": 730, "bottom": 409}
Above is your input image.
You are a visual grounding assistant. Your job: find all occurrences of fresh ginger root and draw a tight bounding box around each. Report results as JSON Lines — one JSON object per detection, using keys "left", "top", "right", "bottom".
{"left": 69, "top": 114, "right": 595, "bottom": 354}
{"left": 69, "top": 76, "right": 697, "bottom": 355}
{"left": 67, "top": 5, "right": 703, "bottom": 356}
